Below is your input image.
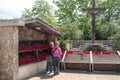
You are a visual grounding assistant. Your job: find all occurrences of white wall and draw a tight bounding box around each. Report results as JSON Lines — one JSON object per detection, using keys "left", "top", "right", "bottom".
{"left": 18, "top": 60, "right": 46, "bottom": 80}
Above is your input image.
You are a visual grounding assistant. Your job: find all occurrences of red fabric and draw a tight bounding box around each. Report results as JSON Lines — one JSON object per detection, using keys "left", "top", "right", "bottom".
{"left": 19, "top": 42, "right": 50, "bottom": 66}
{"left": 66, "top": 50, "right": 73, "bottom": 55}
{"left": 19, "top": 43, "right": 49, "bottom": 52}
{"left": 102, "top": 51, "right": 110, "bottom": 54}
{"left": 38, "top": 52, "right": 47, "bottom": 61}
{"left": 32, "top": 43, "right": 49, "bottom": 50}
{"left": 61, "top": 51, "right": 65, "bottom": 58}
{"left": 93, "top": 51, "right": 100, "bottom": 55}
{"left": 19, "top": 44, "right": 34, "bottom": 52}
{"left": 85, "top": 51, "right": 90, "bottom": 54}
{"left": 84, "top": 50, "right": 110, "bottom": 55}
{"left": 19, "top": 54, "right": 37, "bottom": 66}
{"left": 78, "top": 52, "right": 86, "bottom": 58}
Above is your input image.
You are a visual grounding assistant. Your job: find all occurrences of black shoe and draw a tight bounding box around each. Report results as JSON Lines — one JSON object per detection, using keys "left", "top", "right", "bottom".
{"left": 56, "top": 72, "right": 59, "bottom": 75}
{"left": 54, "top": 72, "right": 57, "bottom": 75}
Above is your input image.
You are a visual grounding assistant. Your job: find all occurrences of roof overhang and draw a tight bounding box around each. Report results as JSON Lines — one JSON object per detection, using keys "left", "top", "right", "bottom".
{"left": 25, "top": 18, "right": 64, "bottom": 37}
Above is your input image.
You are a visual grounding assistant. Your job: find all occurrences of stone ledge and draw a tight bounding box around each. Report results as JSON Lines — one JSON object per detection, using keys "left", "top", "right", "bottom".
{"left": 0, "top": 19, "right": 25, "bottom": 27}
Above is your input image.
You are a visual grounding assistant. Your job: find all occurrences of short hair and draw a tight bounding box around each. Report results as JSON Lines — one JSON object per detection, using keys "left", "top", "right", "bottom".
{"left": 50, "top": 42, "right": 54, "bottom": 46}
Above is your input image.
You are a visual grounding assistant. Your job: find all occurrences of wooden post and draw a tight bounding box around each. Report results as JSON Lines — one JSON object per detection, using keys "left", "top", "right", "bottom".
{"left": 0, "top": 19, "right": 24, "bottom": 80}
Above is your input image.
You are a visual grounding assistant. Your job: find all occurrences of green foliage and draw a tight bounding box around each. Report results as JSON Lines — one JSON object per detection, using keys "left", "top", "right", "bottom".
{"left": 108, "top": 30, "right": 120, "bottom": 40}
{"left": 21, "top": 0, "right": 57, "bottom": 26}
{"left": 53, "top": 0, "right": 90, "bottom": 40}
{"left": 63, "top": 19, "right": 83, "bottom": 40}
{"left": 96, "top": 0, "right": 120, "bottom": 40}
{"left": 54, "top": 0, "right": 120, "bottom": 40}
{"left": 21, "top": 9, "right": 32, "bottom": 18}
{"left": 108, "top": 28, "right": 120, "bottom": 50}
{"left": 32, "top": 0, "right": 54, "bottom": 23}
{"left": 21, "top": 0, "right": 120, "bottom": 41}
{"left": 110, "top": 40, "right": 120, "bottom": 50}
{"left": 59, "top": 38, "right": 66, "bottom": 51}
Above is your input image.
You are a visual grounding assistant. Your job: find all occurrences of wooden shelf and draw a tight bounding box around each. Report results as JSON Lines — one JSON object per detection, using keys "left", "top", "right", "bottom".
{"left": 19, "top": 48, "right": 49, "bottom": 53}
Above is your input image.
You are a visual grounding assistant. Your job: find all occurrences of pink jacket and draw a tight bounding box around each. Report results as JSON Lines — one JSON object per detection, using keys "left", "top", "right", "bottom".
{"left": 52, "top": 46, "right": 62, "bottom": 58}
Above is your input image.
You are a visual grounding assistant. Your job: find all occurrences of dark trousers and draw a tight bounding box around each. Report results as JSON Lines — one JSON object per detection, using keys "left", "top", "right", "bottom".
{"left": 46, "top": 55, "right": 53, "bottom": 72}
{"left": 53, "top": 57, "right": 60, "bottom": 74}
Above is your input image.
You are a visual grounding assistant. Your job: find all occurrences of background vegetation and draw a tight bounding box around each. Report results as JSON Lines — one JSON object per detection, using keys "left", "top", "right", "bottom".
{"left": 21, "top": 0, "right": 120, "bottom": 49}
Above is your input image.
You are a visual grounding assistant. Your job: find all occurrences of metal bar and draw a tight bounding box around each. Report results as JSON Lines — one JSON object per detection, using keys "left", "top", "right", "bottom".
{"left": 61, "top": 50, "right": 67, "bottom": 70}
{"left": 117, "top": 51, "right": 120, "bottom": 57}
{"left": 90, "top": 51, "right": 94, "bottom": 72}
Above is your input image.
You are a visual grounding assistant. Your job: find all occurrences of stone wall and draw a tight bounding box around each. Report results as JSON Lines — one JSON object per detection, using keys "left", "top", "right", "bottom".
{"left": 19, "top": 26, "right": 56, "bottom": 42}
{"left": 94, "top": 64, "right": 120, "bottom": 71}
{"left": 19, "top": 26, "right": 45, "bottom": 41}
{"left": 65, "top": 63, "right": 89, "bottom": 71}
{"left": 18, "top": 61, "right": 46, "bottom": 80}
{"left": 0, "top": 27, "right": 18, "bottom": 80}
{"left": 65, "top": 63, "right": 120, "bottom": 72}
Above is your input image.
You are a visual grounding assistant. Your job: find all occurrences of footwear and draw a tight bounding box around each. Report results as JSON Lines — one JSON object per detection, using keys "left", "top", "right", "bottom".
{"left": 54, "top": 73, "right": 57, "bottom": 75}
{"left": 47, "top": 71, "right": 50, "bottom": 74}
{"left": 56, "top": 72, "right": 59, "bottom": 75}
{"left": 54, "top": 71, "right": 57, "bottom": 75}
{"left": 50, "top": 71, "right": 52, "bottom": 73}
{"left": 54, "top": 72, "right": 59, "bottom": 75}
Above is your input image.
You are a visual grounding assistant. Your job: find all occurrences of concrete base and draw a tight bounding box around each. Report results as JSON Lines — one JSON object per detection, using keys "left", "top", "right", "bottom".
{"left": 94, "top": 63, "right": 120, "bottom": 71}
{"left": 65, "top": 63, "right": 120, "bottom": 72}
{"left": 18, "top": 60, "right": 46, "bottom": 80}
{"left": 65, "top": 63, "right": 89, "bottom": 71}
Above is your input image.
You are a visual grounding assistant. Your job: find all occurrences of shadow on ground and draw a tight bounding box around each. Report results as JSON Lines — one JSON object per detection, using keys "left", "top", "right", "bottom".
{"left": 61, "top": 69, "right": 120, "bottom": 75}
{"left": 39, "top": 72, "right": 55, "bottom": 79}
{"left": 22, "top": 71, "right": 55, "bottom": 80}
{"left": 21, "top": 70, "right": 120, "bottom": 80}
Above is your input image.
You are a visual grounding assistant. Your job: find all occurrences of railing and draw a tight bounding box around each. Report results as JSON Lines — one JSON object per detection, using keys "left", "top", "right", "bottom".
{"left": 90, "top": 51, "right": 93, "bottom": 63}
{"left": 61, "top": 50, "right": 67, "bottom": 62}
{"left": 61, "top": 50, "right": 67, "bottom": 69}
{"left": 117, "top": 51, "right": 120, "bottom": 57}
{"left": 89, "top": 51, "right": 94, "bottom": 72}
{"left": 63, "top": 49, "right": 120, "bottom": 71}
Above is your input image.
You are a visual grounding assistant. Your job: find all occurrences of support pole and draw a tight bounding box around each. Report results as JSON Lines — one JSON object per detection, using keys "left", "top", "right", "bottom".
{"left": 89, "top": 51, "right": 94, "bottom": 72}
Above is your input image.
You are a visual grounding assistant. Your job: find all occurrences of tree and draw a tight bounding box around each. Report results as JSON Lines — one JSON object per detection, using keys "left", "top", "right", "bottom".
{"left": 53, "top": 0, "right": 120, "bottom": 40}
{"left": 53, "top": 0, "right": 86, "bottom": 40}
{"left": 21, "top": 0, "right": 120, "bottom": 41}
{"left": 21, "top": 0, "right": 56, "bottom": 25}
{"left": 108, "top": 30, "right": 120, "bottom": 50}
{"left": 21, "top": 9, "right": 32, "bottom": 18}
{"left": 94, "top": 0, "right": 120, "bottom": 39}
{"left": 63, "top": 19, "right": 83, "bottom": 40}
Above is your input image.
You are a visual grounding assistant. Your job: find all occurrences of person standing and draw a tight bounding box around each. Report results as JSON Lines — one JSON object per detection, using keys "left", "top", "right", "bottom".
{"left": 52, "top": 42, "right": 62, "bottom": 75}
{"left": 46, "top": 42, "right": 54, "bottom": 73}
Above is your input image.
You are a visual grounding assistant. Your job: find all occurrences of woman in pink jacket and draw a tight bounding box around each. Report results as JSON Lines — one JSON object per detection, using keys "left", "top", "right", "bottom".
{"left": 52, "top": 42, "right": 62, "bottom": 75}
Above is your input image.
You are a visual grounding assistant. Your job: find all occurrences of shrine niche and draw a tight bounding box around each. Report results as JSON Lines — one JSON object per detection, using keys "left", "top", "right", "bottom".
{"left": 0, "top": 18, "right": 64, "bottom": 80}
{"left": 18, "top": 18, "right": 63, "bottom": 79}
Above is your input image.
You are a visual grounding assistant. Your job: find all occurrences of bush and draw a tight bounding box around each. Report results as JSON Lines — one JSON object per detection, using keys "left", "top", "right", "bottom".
{"left": 59, "top": 38, "right": 66, "bottom": 51}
